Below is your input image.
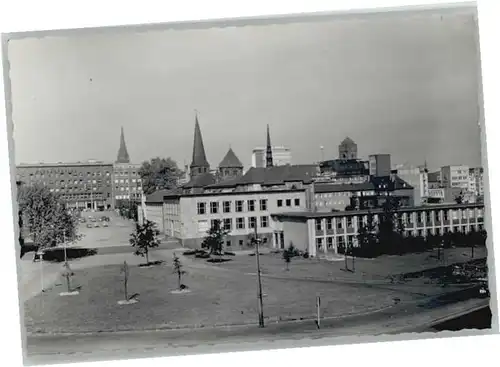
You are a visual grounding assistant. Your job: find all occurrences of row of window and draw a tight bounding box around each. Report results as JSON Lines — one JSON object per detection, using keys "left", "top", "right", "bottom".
{"left": 50, "top": 187, "right": 101, "bottom": 193}
{"left": 205, "top": 216, "right": 270, "bottom": 231}
{"left": 314, "top": 223, "right": 485, "bottom": 251}
{"left": 114, "top": 178, "right": 142, "bottom": 184}
{"left": 314, "top": 209, "right": 485, "bottom": 231}
{"left": 196, "top": 198, "right": 302, "bottom": 215}
{"left": 24, "top": 171, "right": 111, "bottom": 178}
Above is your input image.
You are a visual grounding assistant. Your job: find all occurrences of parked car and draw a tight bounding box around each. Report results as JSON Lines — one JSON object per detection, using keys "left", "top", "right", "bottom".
{"left": 94, "top": 222, "right": 100, "bottom": 228}
{"left": 86, "top": 223, "right": 93, "bottom": 228}
{"left": 79, "top": 218, "right": 86, "bottom": 223}
{"left": 90, "top": 217, "right": 97, "bottom": 223}
{"left": 102, "top": 222, "right": 109, "bottom": 227}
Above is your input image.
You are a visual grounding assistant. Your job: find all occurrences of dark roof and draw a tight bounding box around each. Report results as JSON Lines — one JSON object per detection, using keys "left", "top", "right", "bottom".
{"left": 145, "top": 189, "right": 174, "bottom": 204}
{"left": 190, "top": 115, "right": 210, "bottom": 168}
{"left": 314, "top": 175, "right": 413, "bottom": 194}
{"left": 273, "top": 202, "right": 484, "bottom": 220}
{"left": 182, "top": 172, "right": 216, "bottom": 189}
{"left": 314, "top": 181, "right": 374, "bottom": 193}
{"left": 205, "top": 176, "right": 244, "bottom": 189}
{"left": 371, "top": 175, "right": 413, "bottom": 190}
{"left": 238, "top": 165, "right": 318, "bottom": 185}
{"left": 116, "top": 127, "right": 130, "bottom": 164}
{"left": 219, "top": 148, "right": 243, "bottom": 168}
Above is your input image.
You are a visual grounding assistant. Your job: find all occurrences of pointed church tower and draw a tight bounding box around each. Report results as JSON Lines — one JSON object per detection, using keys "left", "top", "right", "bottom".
{"left": 266, "top": 124, "right": 273, "bottom": 168}
{"left": 190, "top": 112, "right": 210, "bottom": 177}
{"left": 116, "top": 126, "right": 130, "bottom": 163}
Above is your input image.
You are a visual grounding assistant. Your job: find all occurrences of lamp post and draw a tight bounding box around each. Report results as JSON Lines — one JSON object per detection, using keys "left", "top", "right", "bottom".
{"left": 253, "top": 225, "right": 265, "bottom": 328}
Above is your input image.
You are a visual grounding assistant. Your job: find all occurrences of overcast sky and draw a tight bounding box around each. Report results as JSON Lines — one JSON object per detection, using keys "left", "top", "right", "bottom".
{"left": 7, "top": 7, "right": 482, "bottom": 172}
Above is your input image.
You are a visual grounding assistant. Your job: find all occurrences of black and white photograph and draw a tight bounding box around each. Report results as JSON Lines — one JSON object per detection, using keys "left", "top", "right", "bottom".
{"left": 1, "top": 1, "right": 497, "bottom": 365}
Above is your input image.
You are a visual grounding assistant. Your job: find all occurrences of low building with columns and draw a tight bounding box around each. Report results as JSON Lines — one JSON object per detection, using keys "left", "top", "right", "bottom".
{"left": 271, "top": 203, "right": 485, "bottom": 257}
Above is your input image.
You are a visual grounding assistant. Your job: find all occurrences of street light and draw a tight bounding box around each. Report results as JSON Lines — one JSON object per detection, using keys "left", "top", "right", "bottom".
{"left": 253, "top": 225, "right": 265, "bottom": 328}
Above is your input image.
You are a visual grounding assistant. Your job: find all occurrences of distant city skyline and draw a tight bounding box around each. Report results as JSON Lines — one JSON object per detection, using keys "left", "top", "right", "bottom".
{"left": 7, "top": 7, "right": 482, "bottom": 172}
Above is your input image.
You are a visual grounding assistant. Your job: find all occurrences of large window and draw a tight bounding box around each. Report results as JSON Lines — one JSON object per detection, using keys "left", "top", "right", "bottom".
{"left": 336, "top": 218, "right": 343, "bottom": 229}
{"left": 277, "top": 199, "right": 283, "bottom": 207}
{"left": 247, "top": 200, "right": 255, "bottom": 212}
{"left": 197, "top": 202, "right": 206, "bottom": 215}
{"left": 236, "top": 200, "right": 244, "bottom": 212}
{"left": 294, "top": 198, "right": 300, "bottom": 206}
{"left": 236, "top": 217, "right": 245, "bottom": 229}
{"left": 249, "top": 216, "right": 257, "bottom": 229}
{"left": 259, "top": 199, "right": 267, "bottom": 211}
{"left": 223, "top": 201, "right": 231, "bottom": 213}
{"left": 316, "top": 219, "right": 322, "bottom": 231}
{"left": 210, "top": 202, "right": 219, "bottom": 214}
{"left": 223, "top": 218, "right": 232, "bottom": 231}
{"left": 326, "top": 218, "right": 333, "bottom": 230}
{"left": 260, "top": 216, "right": 269, "bottom": 228}
{"left": 286, "top": 199, "right": 292, "bottom": 207}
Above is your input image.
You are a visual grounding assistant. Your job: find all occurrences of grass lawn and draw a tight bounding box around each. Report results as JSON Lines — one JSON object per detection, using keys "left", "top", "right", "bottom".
{"left": 201, "top": 246, "right": 488, "bottom": 283}
{"left": 24, "top": 262, "right": 418, "bottom": 334}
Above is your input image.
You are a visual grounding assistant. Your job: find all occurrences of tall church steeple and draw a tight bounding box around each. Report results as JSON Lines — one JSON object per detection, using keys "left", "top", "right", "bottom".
{"left": 116, "top": 126, "right": 130, "bottom": 163}
{"left": 190, "top": 111, "right": 210, "bottom": 177}
{"left": 266, "top": 124, "right": 273, "bottom": 168}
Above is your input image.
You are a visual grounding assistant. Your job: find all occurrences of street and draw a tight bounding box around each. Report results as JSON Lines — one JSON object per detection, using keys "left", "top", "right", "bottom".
{"left": 24, "top": 292, "right": 490, "bottom": 365}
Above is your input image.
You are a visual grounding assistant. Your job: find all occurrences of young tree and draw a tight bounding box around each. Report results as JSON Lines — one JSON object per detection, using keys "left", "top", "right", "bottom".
{"left": 17, "top": 184, "right": 79, "bottom": 251}
{"left": 129, "top": 220, "right": 161, "bottom": 265}
{"left": 282, "top": 244, "right": 293, "bottom": 271}
{"left": 61, "top": 262, "right": 74, "bottom": 293}
{"left": 201, "top": 219, "right": 230, "bottom": 256}
{"left": 172, "top": 253, "right": 187, "bottom": 290}
{"left": 121, "top": 261, "right": 130, "bottom": 301}
{"left": 139, "top": 157, "right": 183, "bottom": 195}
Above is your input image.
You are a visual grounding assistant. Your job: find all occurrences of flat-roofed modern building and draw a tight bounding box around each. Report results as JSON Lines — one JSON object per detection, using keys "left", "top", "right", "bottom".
{"left": 272, "top": 203, "right": 485, "bottom": 256}
{"left": 16, "top": 160, "right": 114, "bottom": 210}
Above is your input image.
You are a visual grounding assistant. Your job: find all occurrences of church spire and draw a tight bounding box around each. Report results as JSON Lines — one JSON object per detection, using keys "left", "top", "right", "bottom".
{"left": 116, "top": 126, "right": 130, "bottom": 163}
{"left": 266, "top": 124, "right": 273, "bottom": 168}
{"left": 190, "top": 111, "right": 210, "bottom": 177}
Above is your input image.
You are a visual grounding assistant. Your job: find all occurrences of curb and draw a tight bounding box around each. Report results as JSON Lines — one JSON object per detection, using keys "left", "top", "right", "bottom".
{"left": 26, "top": 304, "right": 394, "bottom": 338}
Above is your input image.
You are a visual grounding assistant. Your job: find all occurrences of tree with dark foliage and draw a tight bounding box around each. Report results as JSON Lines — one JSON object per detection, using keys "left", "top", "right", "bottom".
{"left": 17, "top": 184, "right": 79, "bottom": 253}
{"left": 139, "top": 157, "right": 182, "bottom": 195}
{"left": 201, "top": 219, "right": 229, "bottom": 256}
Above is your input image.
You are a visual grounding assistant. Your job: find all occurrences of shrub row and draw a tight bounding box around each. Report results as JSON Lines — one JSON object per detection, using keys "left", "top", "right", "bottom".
{"left": 339, "top": 230, "right": 487, "bottom": 259}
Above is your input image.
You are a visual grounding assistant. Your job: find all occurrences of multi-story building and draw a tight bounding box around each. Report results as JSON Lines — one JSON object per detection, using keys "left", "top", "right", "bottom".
{"left": 469, "top": 167, "right": 484, "bottom": 197}
{"left": 144, "top": 118, "right": 317, "bottom": 248}
{"left": 440, "top": 165, "right": 470, "bottom": 190}
{"left": 112, "top": 127, "right": 143, "bottom": 207}
{"left": 16, "top": 160, "right": 114, "bottom": 210}
{"left": 16, "top": 128, "right": 144, "bottom": 210}
{"left": 272, "top": 203, "right": 485, "bottom": 255}
{"left": 312, "top": 174, "right": 414, "bottom": 212}
{"left": 394, "top": 165, "right": 429, "bottom": 206}
{"left": 251, "top": 144, "right": 292, "bottom": 168}
{"left": 369, "top": 154, "right": 392, "bottom": 177}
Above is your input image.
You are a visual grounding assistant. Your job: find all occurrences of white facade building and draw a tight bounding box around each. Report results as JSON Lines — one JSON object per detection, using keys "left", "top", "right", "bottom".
{"left": 440, "top": 165, "right": 470, "bottom": 191}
